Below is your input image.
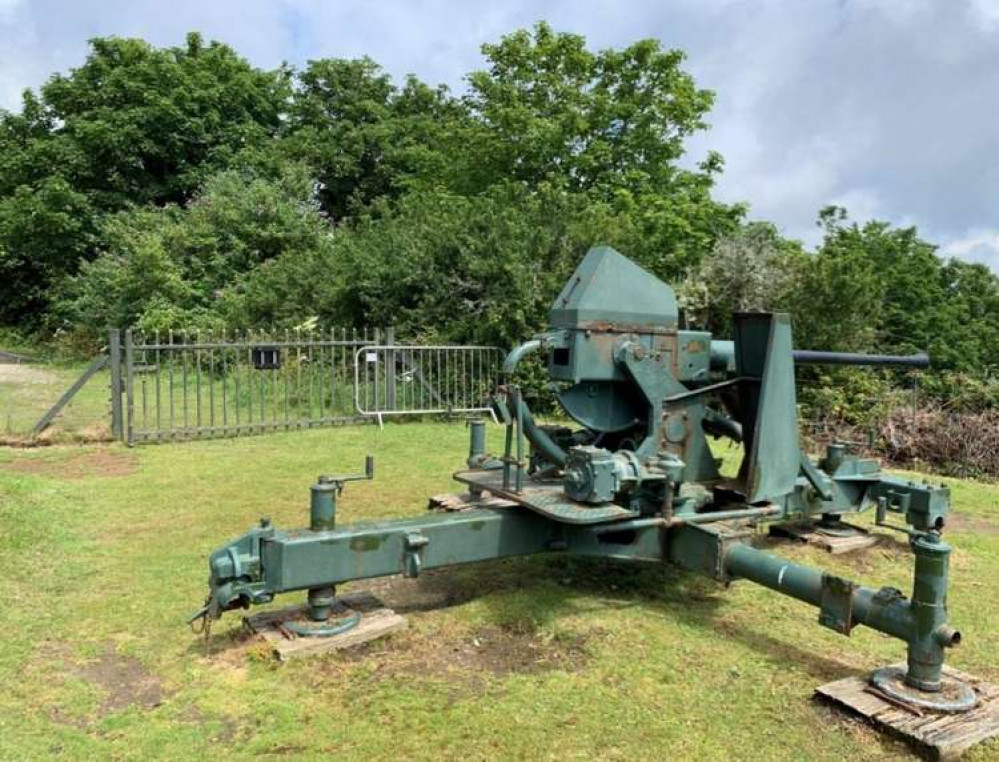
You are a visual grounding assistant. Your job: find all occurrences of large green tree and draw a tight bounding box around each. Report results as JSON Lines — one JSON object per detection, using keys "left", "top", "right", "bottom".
{"left": 0, "top": 32, "right": 289, "bottom": 322}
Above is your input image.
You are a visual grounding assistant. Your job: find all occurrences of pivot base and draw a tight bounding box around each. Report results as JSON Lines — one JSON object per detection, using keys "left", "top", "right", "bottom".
{"left": 285, "top": 609, "right": 361, "bottom": 638}
{"left": 871, "top": 665, "right": 978, "bottom": 714}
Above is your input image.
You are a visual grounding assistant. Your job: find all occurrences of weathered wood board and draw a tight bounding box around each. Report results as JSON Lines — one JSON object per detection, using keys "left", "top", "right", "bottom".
{"left": 428, "top": 491, "right": 518, "bottom": 512}
{"left": 770, "top": 521, "right": 879, "bottom": 554}
{"left": 816, "top": 664, "right": 999, "bottom": 760}
{"left": 244, "top": 591, "right": 407, "bottom": 661}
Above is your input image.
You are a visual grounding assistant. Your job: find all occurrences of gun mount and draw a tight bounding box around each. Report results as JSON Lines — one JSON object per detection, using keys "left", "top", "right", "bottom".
{"left": 192, "top": 246, "right": 974, "bottom": 714}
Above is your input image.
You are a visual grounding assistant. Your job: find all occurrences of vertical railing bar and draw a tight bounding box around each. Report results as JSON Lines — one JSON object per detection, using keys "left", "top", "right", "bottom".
{"left": 334, "top": 327, "right": 342, "bottom": 417}
{"left": 168, "top": 329, "right": 175, "bottom": 435}
{"left": 328, "top": 326, "right": 337, "bottom": 419}
{"left": 221, "top": 328, "right": 229, "bottom": 433}
{"left": 233, "top": 329, "right": 240, "bottom": 431}
{"left": 260, "top": 329, "right": 266, "bottom": 425}
{"left": 247, "top": 330, "right": 254, "bottom": 427}
{"left": 375, "top": 328, "right": 385, "bottom": 411}
{"left": 195, "top": 329, "right": 202, "bottom": 432}
{"left": 356, "top": 327, "right": 364, "bottom": 414}
{"left": 140, "top": 332, "right": 148, "bottom": 433}
{"left": 284, "top": 328, "right": 290, "bottom": 429}
{"left": 182, "top": 330, "right": 189, "bottom": 432}
{"left": 308, "top": 330, "right": 315, "bottom": 425}
{"left": 271, "top": 327, "right": 278, "bottom": 430}
{"left": 154, "top": 331, "right": 161, "bottom": 433}
{"left": 317, "top": 327, "right": 326, "bottom": 425}
{"left": 296, "top": 327, "right": 302, "bottom": 425}
{"left": 208, "top": 330, "right": 215, "bottom": 433}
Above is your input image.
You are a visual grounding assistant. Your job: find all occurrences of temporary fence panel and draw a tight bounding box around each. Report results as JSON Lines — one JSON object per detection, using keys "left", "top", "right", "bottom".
{"left": 354, "top": 345, "right": 501, "bottom": 425}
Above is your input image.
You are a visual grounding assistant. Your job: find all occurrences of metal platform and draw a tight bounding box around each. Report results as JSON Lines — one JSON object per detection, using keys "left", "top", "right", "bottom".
{"left": 452, "top": 469, "right": 639, "bottom": 525}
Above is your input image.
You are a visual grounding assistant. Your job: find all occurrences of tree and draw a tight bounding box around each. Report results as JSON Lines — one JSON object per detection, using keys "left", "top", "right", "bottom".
{"left": 465, "top": 23, "right": 712, "bottom": 193}
{"left": 461, "top": 23, "right": 742, "bottom": 276}
{"left": 0, "top": 33, "right": 289, "bottom": 324}
{"left": 678, "top": 222, "right": 805, "bottom": 334}
{"left": 285, "top": 60, "right": 467, "bottom": 221}
{"left": 63, "top": 166, "right": 333, "bottom": 336}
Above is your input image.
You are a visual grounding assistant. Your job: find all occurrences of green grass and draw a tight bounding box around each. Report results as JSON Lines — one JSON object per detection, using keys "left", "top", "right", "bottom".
{"left": 0, "top": 422, "right": 998, "bottom": 760}
{"left": 0, "top": 360, "right": 111, "bottom": 440}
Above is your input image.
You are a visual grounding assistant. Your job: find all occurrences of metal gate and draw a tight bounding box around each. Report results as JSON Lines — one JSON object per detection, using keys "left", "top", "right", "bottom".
{"left": 355, "top": 345, "right": 501, "bottom": 425}
{"left": 119, "top": 328, "right": 382, "bottom": 444}
{"left": 113, "top": 330, "right": 502, "bottom": 443}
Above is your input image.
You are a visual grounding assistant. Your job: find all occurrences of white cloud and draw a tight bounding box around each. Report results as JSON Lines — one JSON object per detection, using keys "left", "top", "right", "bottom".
{"left": 969, "top": 0, "right": 999, "bottom": 29}
{"left": 940, "top": 229, "right": 999, "bottom": 269}
{"left": 0, "top": 0, "right": 23, "bottom": 21}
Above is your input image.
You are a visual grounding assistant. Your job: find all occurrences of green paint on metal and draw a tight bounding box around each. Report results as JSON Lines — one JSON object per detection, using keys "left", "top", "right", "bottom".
{"left": 192, "top": 245, "right": 970, "bottom": 714}
{"left": 549, "top": 245, "right": 678, "bottom": 330}
{"left": 735, "top": 313, "right": 800, "bottom": 503}
{"left": 349, "top": 535, "right": 383, "bottom": 552}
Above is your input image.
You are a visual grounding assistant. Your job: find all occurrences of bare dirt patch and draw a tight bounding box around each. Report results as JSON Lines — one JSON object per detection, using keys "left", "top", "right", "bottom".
{"left": 946, "top": 512, "right": 999, "bottom": 536}
{"left": 76, "top": 647, "right": 167, "bottom": 716}
{"left": 46, "top": 643, "right": 168, "bottom": 728}
{"left": 351, "top": 570, "right": 482, "bottom": 614}
{"left": 328, "top": 623, "right": 591, "bottom": 691}
{"left": 6, "top": 448, "right": 137, "bottom": 479}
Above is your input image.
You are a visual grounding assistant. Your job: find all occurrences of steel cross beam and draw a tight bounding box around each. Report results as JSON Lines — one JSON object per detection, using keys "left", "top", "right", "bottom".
{"left": 194, "top": 486, "right": 965, "bottom": 707}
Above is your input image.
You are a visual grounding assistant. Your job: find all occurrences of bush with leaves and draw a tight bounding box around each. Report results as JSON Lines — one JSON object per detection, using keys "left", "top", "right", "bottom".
{"left": 62, "top": 166, "right": 332, "bottom": 341}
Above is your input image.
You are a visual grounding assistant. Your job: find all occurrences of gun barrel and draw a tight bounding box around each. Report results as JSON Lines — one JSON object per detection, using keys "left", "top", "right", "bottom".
{"left": 792, "top": 350, "right": 930, "bottom": 368}
{"left": 709, "top": 340, "right": 930, "bottom": 371}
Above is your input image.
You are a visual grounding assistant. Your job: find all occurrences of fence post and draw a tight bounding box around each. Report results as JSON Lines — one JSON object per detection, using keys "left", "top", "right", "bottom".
{"left": 124, "top": 328, "right": 135, "bottom": 447}
{"left": 385, "top": 327, "right": 397, "bottom": 412}
{"left": 373, "top": 327, "right": 382, "bottom": 413}
{"left": 109, "top": 328, "right": 123, "bottom": 441}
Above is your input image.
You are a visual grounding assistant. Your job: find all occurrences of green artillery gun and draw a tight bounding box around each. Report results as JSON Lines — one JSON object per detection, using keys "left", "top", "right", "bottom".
{"left": 191, "top": 246, "right": 973, "bottom": 713}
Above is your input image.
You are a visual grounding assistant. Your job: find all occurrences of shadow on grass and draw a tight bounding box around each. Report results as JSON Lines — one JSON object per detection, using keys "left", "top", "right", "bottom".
{"left": 193, "top": 552, "right": 870, "bottom": 683}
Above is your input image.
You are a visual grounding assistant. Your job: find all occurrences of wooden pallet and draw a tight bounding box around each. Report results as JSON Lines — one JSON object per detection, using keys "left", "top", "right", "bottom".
{"left": 770, "top": 521, "right": 878, "bottom": 554}
{"left": 428, "top": 491, "right": 518, "bottom": 512}
{"left": 816, "top": 664, "right": 999, "bottom": 760}
{"left": 244, "top": 591, "right": 407, "bottom": 661}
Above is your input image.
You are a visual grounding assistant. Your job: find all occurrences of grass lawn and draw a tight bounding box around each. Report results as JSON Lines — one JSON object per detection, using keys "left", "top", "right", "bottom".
{"left": 1, "top": 421, "right": 998, "bottom": 760}
{"left": 0, "top": 359, "right": 111, "bottom": 441}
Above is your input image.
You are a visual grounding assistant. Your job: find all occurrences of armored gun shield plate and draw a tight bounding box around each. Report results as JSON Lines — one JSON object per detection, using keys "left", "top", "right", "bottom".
{"left": 453, "top": 470, "right": 639, "bottom": 524}
{"left": 558, "top": 380, "right": 643, "bottom": 433}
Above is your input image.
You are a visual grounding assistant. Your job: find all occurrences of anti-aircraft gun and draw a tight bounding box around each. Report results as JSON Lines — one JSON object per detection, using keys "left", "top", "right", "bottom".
{"left": 191, "top": 246, "right": 973, "bottom": 714}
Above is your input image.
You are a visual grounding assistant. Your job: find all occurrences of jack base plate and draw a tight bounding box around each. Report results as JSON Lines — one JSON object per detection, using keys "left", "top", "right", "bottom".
{"left": 816, "top": 663, "right": 999, "bottom": 760}
{"left": 871, "top": 665, "right": 978, "bottom": 714}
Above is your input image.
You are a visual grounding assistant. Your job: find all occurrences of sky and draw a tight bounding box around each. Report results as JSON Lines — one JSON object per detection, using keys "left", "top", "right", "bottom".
{"left": 1, "top": 0, "right": 998, "bottom": 266}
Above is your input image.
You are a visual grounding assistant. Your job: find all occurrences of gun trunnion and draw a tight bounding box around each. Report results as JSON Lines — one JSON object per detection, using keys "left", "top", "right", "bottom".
{"left": 191, "top": 246, "right": 974, "bottom": 713}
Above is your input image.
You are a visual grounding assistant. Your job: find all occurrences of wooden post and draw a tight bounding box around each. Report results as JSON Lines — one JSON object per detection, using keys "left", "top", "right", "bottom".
{"left": 124, "top": 329, "right": 135, "bottom": 446}
{"left": 108, "top": 328, "right": 123, "bottom": 441}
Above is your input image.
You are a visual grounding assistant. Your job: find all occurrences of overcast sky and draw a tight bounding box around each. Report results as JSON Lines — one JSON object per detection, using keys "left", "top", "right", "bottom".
{"left": 2, "top": 0, "right": 998, "bottom": 266}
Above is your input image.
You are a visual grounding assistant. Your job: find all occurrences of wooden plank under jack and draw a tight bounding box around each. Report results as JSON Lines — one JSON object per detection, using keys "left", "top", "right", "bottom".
{"left": 816, "top": 664, "right": 999, "bottom": 760}
{"left": 244, "top": 591, "right": 407, "bottom": 661}
{"left": 769, "top": 521, "right": 878, "bottom": 554}
{"left": 428, "top": 491, "right": 518, "bottom": 512}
